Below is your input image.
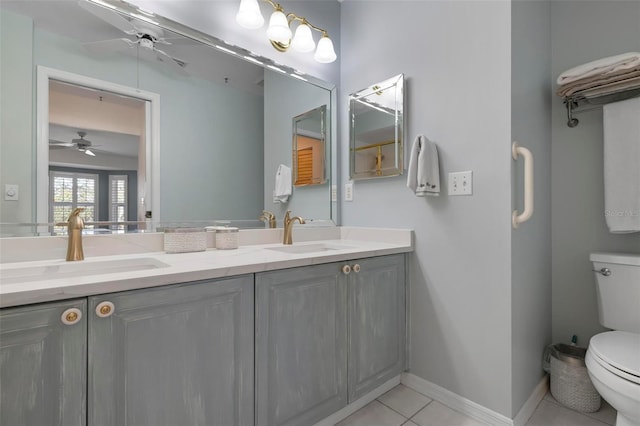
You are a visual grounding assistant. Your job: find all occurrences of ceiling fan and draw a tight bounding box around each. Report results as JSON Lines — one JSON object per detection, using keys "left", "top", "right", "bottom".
{"left": 78, "top": 0, "right": 188, "bottom": 75}
{"left": 49, "top": 131, "right": 98, "bottom": 156}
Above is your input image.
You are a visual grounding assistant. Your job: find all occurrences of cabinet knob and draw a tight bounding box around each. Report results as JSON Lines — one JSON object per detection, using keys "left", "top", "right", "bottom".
{"left": 61, "top": 308, "right": 82, "bottom": 325}
{"left": 352, "top": 264, "right": 361, "bottom": 273}
{"left": 95, "top": 301, "right": 115, "bottom": 318}
{"left": 342, "top": 264, "right": 351, "bottom": 275}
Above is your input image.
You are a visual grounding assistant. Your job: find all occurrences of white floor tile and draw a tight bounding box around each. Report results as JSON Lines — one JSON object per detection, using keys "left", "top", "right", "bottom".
{"left": 544, "top": 392, "right": 616, "bottom": 425}
{"left": 526, "top": 400, "right": 612, "bottom": 426}
{"left": 377, "top": 385, "right": 432, "bottom": 418}
{"left": 410, "top": 401, "right": 487, "bottom": 426}
{"left": 335, "top": 400, "right": 407, "bottom": 426}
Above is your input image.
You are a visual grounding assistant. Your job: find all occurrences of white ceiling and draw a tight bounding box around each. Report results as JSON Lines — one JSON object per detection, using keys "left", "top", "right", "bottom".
{"left": 1, "top": 0, "right": 265, "bottom": 95}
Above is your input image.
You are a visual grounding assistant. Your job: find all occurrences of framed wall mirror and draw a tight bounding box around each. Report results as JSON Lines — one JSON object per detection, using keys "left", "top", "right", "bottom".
{"left": 349, "top": 74, "right": 405, "bottom": 180}
{"left": 0, "top": 0, "right": 337, "bottom": 236}
{"left": 293, "top": 105, "right": 327, "bottom": 187}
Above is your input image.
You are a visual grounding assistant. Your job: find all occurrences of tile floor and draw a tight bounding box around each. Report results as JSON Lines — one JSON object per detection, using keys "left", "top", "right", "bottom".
{"left": 335, "top": 384, "right": 617, "bottom": 426}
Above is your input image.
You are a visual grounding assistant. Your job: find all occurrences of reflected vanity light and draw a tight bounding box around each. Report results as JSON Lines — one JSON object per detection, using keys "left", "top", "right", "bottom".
{"left": 267, "top": 65, "right": 286, "bottom": 74}
{"left": 243, "top": 55, "right": 264, "bottom": 66}
{"left": 235, "top": 0, "right": 337, "bottom": 64}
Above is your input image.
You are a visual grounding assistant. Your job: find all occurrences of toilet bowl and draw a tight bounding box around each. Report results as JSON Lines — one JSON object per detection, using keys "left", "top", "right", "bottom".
{"left": 587, "top": 252, "right": 640, "bottom": 426}
{"left": 585, "top": 331, "right": 640, "bottom": 426}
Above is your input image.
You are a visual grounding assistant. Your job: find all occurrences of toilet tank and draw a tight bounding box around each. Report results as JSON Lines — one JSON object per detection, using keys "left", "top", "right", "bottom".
{"left": 590, "top": 252, "right": 640, "bottom": 333}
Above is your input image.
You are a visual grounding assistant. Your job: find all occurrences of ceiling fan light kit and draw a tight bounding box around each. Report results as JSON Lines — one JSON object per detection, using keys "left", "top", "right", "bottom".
{"left": 235, "top": 0, "right": 337, "bottom": 64}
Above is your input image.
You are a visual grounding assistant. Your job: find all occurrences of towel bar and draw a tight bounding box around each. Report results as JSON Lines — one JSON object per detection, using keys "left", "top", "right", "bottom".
{"left": 512, "top": 142, "right": 533, "bottom": 229}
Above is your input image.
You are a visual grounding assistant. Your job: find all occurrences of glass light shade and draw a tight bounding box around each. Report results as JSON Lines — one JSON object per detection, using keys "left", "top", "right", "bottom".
{"left": 314, "top": 36, "right": 337, "bottom": 63}
{"left": 291, "top": 23, "right": 315, "bottom": 53}
{"left": 236, "top": 0, "right": 264, "bottom": 29}
{"left": 266, "top": 10, "right": 292, "bottom": 44}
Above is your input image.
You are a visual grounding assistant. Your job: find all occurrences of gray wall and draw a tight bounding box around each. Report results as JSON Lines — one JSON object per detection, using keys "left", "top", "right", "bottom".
{"left": 0, "top": 10, "right": 33, "bottom": 224}
{"left": 340, "top": 1, "right": 515, "bottom": 417}
{"left": 510, "top": 0, "right": 552, "bottom": 416}
{"left": 263, "top": 70, "right": 332, "bottom": 222}
{"left": 550, "top": 1, "right": 640, "bottom": 346}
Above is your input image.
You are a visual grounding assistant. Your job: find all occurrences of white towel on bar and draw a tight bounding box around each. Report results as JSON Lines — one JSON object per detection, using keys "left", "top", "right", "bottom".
{"left": 557, "top": 52, "right": 640, "bottom": 85}
{"left": 274, "top": 164, "right": 292, "bottom": 203}
{"left": 406, "top": 135, "right": 440, "bottom": 197}
{"left": 603, "top": 97, "right": 640, "bottom": 233}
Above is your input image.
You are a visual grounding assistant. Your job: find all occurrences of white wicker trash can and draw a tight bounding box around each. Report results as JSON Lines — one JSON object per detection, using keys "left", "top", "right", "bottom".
{"left": 543, "top": 343, "right": 601, "bottom": 413}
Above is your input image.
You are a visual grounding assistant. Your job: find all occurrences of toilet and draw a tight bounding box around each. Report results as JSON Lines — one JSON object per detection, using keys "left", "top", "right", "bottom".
{"left": 586, "top": 252, "right": 640, "bottom": 426}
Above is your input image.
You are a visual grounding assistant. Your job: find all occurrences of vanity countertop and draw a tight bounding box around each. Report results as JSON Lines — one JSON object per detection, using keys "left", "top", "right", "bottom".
{"left": 0, "top": 227, "right": 412, "bottom": 308}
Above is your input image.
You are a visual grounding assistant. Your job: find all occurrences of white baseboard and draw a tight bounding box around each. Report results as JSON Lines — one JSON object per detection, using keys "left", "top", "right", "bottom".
{"left": 513, "top": 375, "right": 548, "bottom": 426}
{"left": 313, "top": 375, "right": 401, "bottom": 426}
{"left": 401, "top": 373, "right": 549, "bottom": 426}
{"left": 401, "top": 372, "right": 513, "bottom": 426}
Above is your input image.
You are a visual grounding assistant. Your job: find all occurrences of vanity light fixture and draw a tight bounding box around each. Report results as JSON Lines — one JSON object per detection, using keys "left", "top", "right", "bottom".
{"left": 235, "top": 0, "right": 337, "bottom": 64}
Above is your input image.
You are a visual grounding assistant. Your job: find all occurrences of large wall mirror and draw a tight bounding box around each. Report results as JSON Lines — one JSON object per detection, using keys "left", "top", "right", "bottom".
{"left": 0, "top": 0, "right": 336, "bottom": 236}
{"left": 349, "top": 74, "right": 405, "bottom": 180}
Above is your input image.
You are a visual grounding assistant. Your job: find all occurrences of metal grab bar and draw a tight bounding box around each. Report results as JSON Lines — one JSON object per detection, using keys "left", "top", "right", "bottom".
{"left": 512, "top": 142, "right": 534, "bottom": 229}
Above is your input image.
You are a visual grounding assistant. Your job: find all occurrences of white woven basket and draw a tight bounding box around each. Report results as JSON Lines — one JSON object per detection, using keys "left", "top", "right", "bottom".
{"left": 548, "top": 346, "right": 601, "bottom": 413}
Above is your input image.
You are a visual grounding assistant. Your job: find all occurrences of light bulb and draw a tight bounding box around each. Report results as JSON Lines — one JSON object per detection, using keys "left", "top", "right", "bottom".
{"left": 236, "top": 0, "right": 264, "bottom": 29}
{"left": 291, "top": 23, "right": 315, "bottom": 53}
{"left": 314, "top": 35, "right": 336, "bottom": 63}
{"left": 266, "top": 10, "right": 292, "bottom": 44}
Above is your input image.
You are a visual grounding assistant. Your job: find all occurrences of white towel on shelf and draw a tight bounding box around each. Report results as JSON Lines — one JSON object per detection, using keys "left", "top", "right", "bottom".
{"left": 274, "top": 164, "right": 292, "bottom": 203}
{"left": 557, "top": 52, "right": 640, "bottom": 85}
{"left": 603, "top": 97, "right": 640, "bottom": 233}
{"left": 406, "top": 135, "right": 440, "bottom": 197}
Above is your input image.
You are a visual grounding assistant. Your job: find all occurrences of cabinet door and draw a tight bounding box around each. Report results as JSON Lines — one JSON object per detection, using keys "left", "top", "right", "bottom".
{"left": 89, "top": 275, "right": 254, "bottom": 426}
{"left": 256, "top": 263, "right": 348, "bottom": 426}
{"left": 348, "top": 254, "right": 406, "bottom": 401}
{"left": 1, "top": 299, "right": 87, "bottom": 426}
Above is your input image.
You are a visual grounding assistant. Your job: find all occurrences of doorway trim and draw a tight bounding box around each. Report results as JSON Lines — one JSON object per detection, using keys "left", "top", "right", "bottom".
{"left": 36, "top": 66, "right": 161, "bottom": 227}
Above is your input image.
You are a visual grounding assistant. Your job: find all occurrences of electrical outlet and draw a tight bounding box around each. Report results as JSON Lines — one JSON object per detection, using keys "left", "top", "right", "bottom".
{"left": 448, "top": 171, "right": 473, "bottom": 196}
{"left": 344, "top": 182, "right": 353, "bottom": 201}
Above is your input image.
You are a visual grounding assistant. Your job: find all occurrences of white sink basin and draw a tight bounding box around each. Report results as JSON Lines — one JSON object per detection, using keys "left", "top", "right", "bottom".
{"left": 0, "top": 257, "right": 169, "bottom": 285}
{"left": 266, "top": 243, "right": 354, "bottom": 255}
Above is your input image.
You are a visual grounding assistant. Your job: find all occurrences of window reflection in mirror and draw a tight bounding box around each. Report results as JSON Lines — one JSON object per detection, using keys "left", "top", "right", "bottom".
{"left": 293, "top": 105, "right": 326, "bottom": 187}
{"left": 349, "top": 74, "right": 404, "bottom": 180}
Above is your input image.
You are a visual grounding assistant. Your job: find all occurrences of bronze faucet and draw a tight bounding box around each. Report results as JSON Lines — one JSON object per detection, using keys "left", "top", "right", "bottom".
{"left": 66, "top": 208, "right": 85, "bottom": 261}
{"left": 283, "top": 210, "right": 305, "bottom": 245}
{"left": 259, "top": 210, "right": 276, "bottom": 229}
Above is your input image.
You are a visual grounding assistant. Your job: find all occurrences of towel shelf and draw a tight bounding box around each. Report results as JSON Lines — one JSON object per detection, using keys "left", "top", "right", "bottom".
{"left": 563, "top": 83, "right": 640, "bottom": 127}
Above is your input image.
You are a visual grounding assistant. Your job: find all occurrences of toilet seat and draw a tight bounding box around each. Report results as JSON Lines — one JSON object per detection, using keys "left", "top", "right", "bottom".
{"left": 589, "top": 331, "right": 640, "bottom": 385}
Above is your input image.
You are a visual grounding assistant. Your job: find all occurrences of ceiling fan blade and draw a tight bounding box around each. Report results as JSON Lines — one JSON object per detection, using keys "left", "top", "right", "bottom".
{"left": 153, "top": 47, "right": 189, "bottom": 75}
{"left": 83, "top": 149, "right": 96, "bottom": 157}
{"left": 84, "top": 38, "right": 137, "bottom": 55}
{"left": 49, "top": 139, "right": 75, "bottom": 147}
{"left": 78, "top": 0, "right": 138, "bottom": 35}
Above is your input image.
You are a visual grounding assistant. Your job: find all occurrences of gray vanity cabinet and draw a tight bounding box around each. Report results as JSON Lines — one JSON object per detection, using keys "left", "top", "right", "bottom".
{"left": 347, "top": 254, "right": 406, "bottom": 401}
{"left": 255, "top": 263, "right": 349, "bottom": 426}
{"left": 255, "top": 254, "right": 406, "bottom": 426}
{"left": 88, "top": 275, "right": 254, "bottom": 426}
{"left": 0, "top": 299, "right": 87, "bottom": 426}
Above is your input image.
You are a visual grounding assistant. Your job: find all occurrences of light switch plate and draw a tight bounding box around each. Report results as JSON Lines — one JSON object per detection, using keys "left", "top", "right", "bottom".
{"left": 344, "top": 182, "right": 353, "bottom": 201}
{"left": 331, "top": 185, "right": 337, "bottom": 202}
{"left": 448, "top": 171, "right": 473, "bottom": 196}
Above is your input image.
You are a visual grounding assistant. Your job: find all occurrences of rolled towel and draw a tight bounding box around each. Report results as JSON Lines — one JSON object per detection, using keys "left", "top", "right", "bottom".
{"left": 557, "top": 52, "right": 640, "bottom": 85}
